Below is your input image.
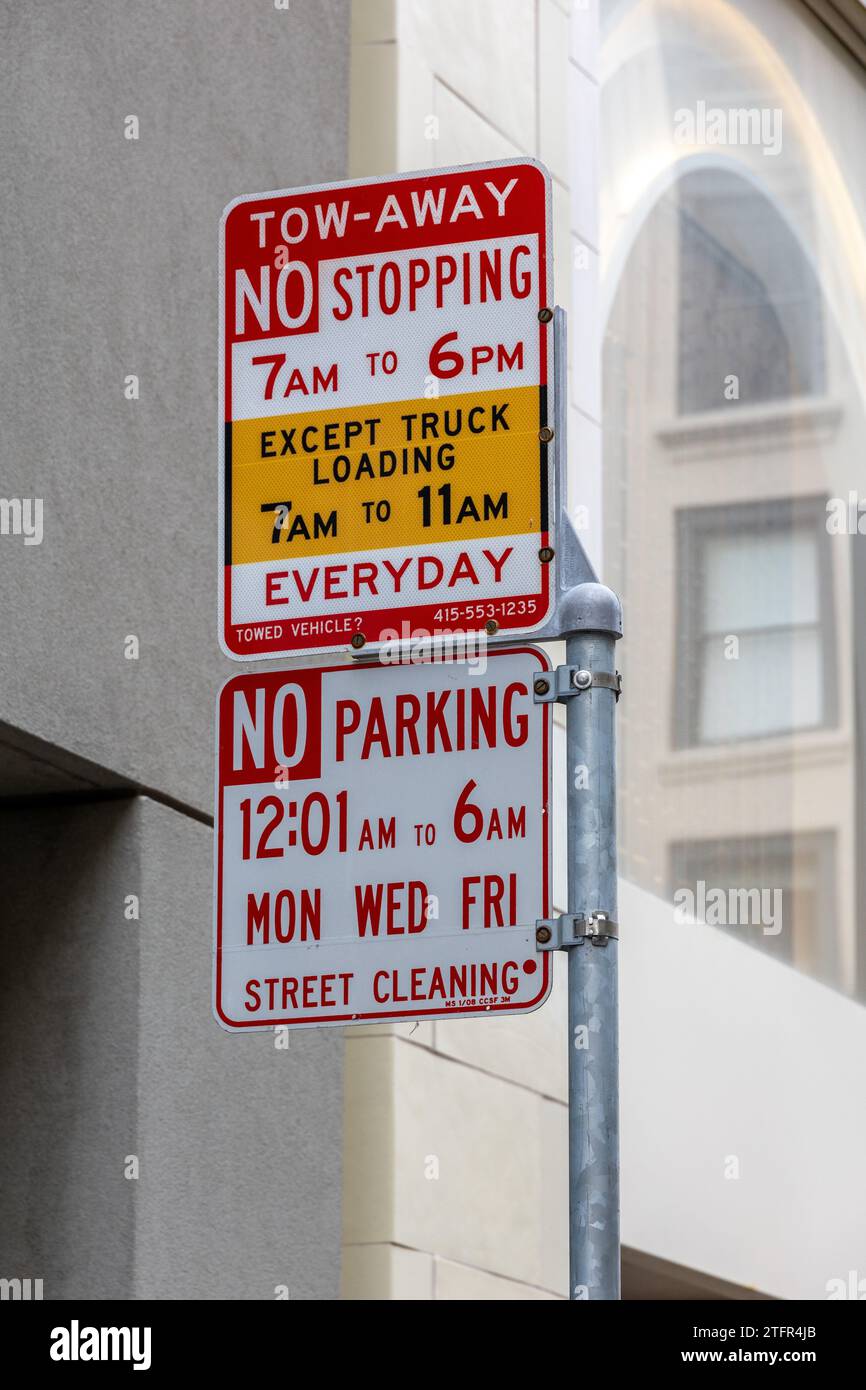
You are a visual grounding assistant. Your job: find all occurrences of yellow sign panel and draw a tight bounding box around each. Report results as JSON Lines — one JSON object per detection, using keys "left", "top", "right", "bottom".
{"left": 231, "top": 386, "right": 542, "bottom": 563}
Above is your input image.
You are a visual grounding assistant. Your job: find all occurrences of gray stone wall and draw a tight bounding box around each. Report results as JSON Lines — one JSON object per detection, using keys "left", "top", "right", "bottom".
{"left": 0, "top": 0, "right": 350, "bottom": 1301}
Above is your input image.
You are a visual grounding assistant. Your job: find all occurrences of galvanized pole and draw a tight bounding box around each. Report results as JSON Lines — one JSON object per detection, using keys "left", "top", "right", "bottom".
{"left": 534, "top": 310, "right": 622, "bottom": 1298}
{"left": 535, "top": 583, "right": 622, "bottom": 1299}
{"left": 565, "top": 611, "right": 621, "bottom": 1300}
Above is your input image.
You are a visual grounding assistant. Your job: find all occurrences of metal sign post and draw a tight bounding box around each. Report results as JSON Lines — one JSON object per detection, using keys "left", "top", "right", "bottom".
{"left": 533, "top": 309, "right": 622, "bottom": 1300}
{"left": 535, "top": 601, "right": 621, "bottom": 1300}
{"left": 564, "top": 616, "right": 621, "bottom": 1302}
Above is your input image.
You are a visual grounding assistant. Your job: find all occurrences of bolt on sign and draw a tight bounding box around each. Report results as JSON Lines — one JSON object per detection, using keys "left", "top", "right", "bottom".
{"left": 213, "top": 648, "right": 551, "bottom": 1029}
{"left": 219, "top": 159, "right": 555, "bottom": 660}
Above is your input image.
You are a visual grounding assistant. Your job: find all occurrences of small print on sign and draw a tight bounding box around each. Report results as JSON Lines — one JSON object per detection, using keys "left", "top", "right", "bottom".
{"left": 219, "top": 159, "right": 554, "bottom": 660}
{"left": 213, "top": 647, "right": 552, "bottom": 1029}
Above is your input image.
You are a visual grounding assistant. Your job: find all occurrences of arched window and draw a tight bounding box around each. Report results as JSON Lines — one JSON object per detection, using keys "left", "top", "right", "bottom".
{"left": 675, "top": 168, "right": 825, "bottom": 412}
{"left": 603, "top": 163, "right": 846, "bottom": 988}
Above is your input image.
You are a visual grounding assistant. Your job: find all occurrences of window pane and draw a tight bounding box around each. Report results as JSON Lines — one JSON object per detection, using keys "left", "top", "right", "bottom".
{"left": 670, "top": 833, "right": 838, "bottom": 984}
{"left": 702, "top": 524, "right": 820, "bottom": 633}
{"left": 699, "top": 628, "right": 822, "bottom": 742}
{"left": 677, "top": 174, "right": 825, "bottom": 413}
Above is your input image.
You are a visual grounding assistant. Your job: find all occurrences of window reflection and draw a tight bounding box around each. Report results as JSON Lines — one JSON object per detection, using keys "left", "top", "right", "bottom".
{"left": 600, "top": 2, "right": 865, "bottom": 998}
{"left": 676, "top": 170, "right": 826, "bottom": 412}
{"left": 675, "top": 497, "right": 834, "bottom": 746}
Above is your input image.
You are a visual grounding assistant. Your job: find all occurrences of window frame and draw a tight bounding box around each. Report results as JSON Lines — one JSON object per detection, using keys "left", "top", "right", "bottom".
{"left": 669, "top": 829, "right": 840, "bottom": 982}
{"left": 673, "top": 494, "right": 838, "bottom": 748}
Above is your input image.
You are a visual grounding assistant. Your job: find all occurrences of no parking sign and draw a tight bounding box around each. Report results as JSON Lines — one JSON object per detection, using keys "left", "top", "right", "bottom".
{"left": 213, "top": 647, "right": 551, "bottom": 1029}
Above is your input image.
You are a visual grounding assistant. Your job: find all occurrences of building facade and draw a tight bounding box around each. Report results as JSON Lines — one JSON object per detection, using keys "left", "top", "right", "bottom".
{"left": 342, "top": 0, "right": 866, "bottom": 1300}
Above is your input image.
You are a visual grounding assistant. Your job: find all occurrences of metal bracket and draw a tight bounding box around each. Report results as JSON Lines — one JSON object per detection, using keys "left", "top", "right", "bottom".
{"left": 535, "top": 912, "right": 619, "bottom": 950}
{"left": 533, "top": 666, "right": 622, "bottom": 704}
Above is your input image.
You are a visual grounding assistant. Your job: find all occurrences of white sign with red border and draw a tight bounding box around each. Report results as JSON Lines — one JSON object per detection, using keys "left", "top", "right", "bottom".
{"left": 219, "top": 159, "right": 554, "bottom": 660}
{"left": 213, "top": 647, "right": 552, "bottom": 1029}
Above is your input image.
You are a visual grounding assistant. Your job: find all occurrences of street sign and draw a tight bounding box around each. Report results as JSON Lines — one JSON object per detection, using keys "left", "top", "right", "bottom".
{"left": 213, "top": 647, "right": 551, "bottom": 1029}
{"left": 219, "top": 158, "right": 554, "bottom": 660}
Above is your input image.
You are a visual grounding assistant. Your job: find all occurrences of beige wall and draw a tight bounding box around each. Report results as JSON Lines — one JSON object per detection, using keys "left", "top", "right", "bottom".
{"left": 340, "top": 0, "right": 866, "bottom": 1301}
{"left": 343, "top": 0, "right": 586, "bottom": 1299}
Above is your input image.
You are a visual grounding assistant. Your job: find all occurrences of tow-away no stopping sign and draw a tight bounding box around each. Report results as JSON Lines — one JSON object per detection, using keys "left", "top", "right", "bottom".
{"left": 213, "top": 647, "right": 551, "bottom": 1029}
{"left": 219, "top": 159, "right": 554, "bottom": 660}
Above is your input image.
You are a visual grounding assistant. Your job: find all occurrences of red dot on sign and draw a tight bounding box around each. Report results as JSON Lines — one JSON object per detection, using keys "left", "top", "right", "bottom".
{"left": 523, "top": 959, "right": 537, "bottom": 974}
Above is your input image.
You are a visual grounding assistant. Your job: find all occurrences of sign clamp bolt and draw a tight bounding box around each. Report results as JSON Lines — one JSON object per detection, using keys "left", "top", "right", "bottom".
{"left": 539, "top": 546, "right": 555, "bottom": 564}
{"left": 350, "top": 633, "right": 366, "bottom": 650}
{"left": 536, "top": 913, "right": 619, "bottom": 950}
{"left": 485, "top": 619, "right": 499, "bottom": 635}
{"left": 539, "top": 426, "right": 554, "bottom": 444}
{"left": 538, "top": 307, "right": 554, "bottom": 323}
{"left": 533, "top": 665, "right": 623, "bottom": 705}
{"left": 533, "top": 677, "right": 550, "bottom": 697}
